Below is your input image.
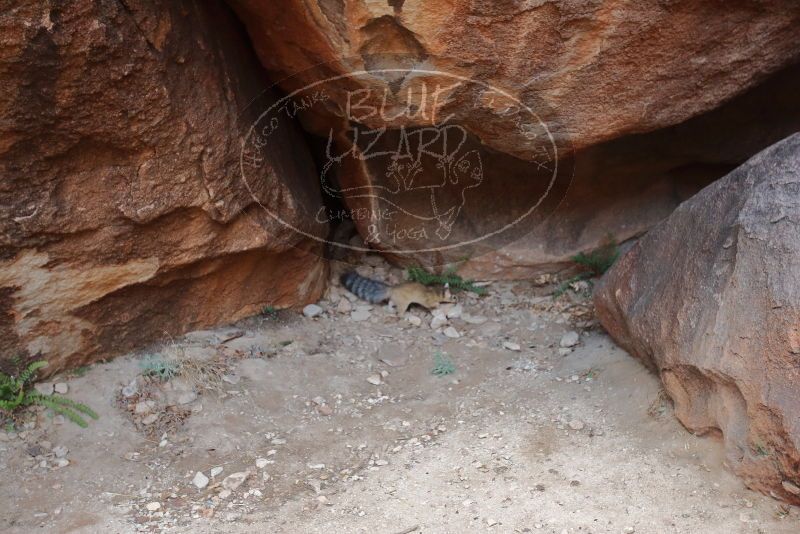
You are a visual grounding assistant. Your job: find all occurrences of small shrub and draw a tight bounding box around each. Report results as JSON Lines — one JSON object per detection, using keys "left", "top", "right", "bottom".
{"left": 260, "top": 305, "right": 278, "bottom": 320}
{"left": 138, "top": 355, "right": 180, "bottom": 381}
{"left": 0, "top": 360, "right": 98, "bottom": 428}
{"left": 554, "top": 239, "right": 620, "bottom": 297}
{"left": 572, "top": 241, "right": 619, "bottom": 276}
{"left": 407, "top": 266, "right": 486, "bottom": 295}
{"left": 431, "top": 351, "right": 456, "bottom": 377}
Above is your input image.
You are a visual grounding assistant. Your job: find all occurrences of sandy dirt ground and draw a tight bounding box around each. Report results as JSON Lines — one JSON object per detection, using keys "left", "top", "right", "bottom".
{"left": 2, "top": 261, "right": 798, "bottom": 534}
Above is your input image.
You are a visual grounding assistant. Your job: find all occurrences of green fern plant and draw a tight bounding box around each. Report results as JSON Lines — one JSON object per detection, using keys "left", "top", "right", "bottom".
{"left": 0, "top": 360, "right": 98, "bottom": 428}
{"left": 407, "top": 266, "right": 486, "bottom": 295}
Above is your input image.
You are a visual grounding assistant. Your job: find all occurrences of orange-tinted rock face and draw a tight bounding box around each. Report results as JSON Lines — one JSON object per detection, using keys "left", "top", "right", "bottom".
{"left": 226, "top": 0, "right": 800, "bottom": 273}
{"left": 0, "top": 1, "right": 327, "bottom": 372}
{"left": 594, "top": 133, "right": 800, "bottom": 504}
{"left": 229, "top": 0, "right": 800, "bottom": 150}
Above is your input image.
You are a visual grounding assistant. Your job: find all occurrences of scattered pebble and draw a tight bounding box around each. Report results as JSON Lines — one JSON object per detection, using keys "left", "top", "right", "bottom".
{"left": 351, "top": 309, "right": 371, "bottom": 322}
{"left": 503, "top": 341, "right": 521, "bottom": 351}
{"left": 782, "top": 480, "right": 800, "bottom": 495}
{"left": 366, "top": 374, "right": 382, "bottom": 386}
{"left": 141, "top": 414, "right": 159, "bottom": 425}
{"left": 568, "top": 419, "right": 585, "bottom": 431}
{"left": 430, "top": 315, "right": 448, "bottom": 329}
{"left": 443, "top": 326, "right": 461, "bottom": 338}
{"left": 222, "top": 374, "right": 241, "bottom": 385}
{"left": 462, "top": 314, "right": 487, "bottom": 325}
{"left": 336, "top": 299, "right": 352, "bottom": 314}
{"left": 145, "top": 502, "right": 161, "bottom": 512}
{"left": 303, "top": 304, "right": 323, "bottom": 318}
{"left": 121, "top": 379, "right": 139, "bottom": 398}
{"left": 560, "top": 331, "right": 580, "bottom": 348}
{"left": 192, "top": 471, "right": 209, "bottom": 489}
{"left": 53, "top": 383, "right": 69, "bottom": 394}
{"left": 222, "top": 471, "right": 250, "bottom": 491}
{"left": 255, "top": 458, "right": 269, "bottom": 469}
{"left": 134, "top": 400, "right": 155, "bottom": 414}
{"left": 445, "top": 304, "right": 463, "bottom": 319}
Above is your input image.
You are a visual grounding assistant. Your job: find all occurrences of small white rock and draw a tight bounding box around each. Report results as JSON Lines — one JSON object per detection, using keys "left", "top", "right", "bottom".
{"left": 443, "top": 326, "right": 460, "bottom": 338}
{"left": 145, "top": 502, "right": 161, "bottom": 512}
{"left": 782, "top": 480, "right": 800, "bottom": 495}
{"left": 53, "top": 446, "right": 68, "bottom": 458}
{"left": 351, "top": 309, "right": 371, "bottom": 322}
{"left": 303, "top": 304, "right": 323, "bottom": 318}
{"left": 222, "top": 471, "right": 250, "bottom": 491}
{"left": 134, "top": 400, "right": 155, "bottom": 414}
{"left": 366, "top": 374, "right": 382, "bottom": 386}
{"left": 406, "top": 314, "right": 422, "bottom": 327}
{"left": 560, "top": 331, "right": 580, "bottom": 348}
{"left": 192, "top": 471, "right": 209, "bottom": 489}
{"left": 53, "top": 383, "right": 69, "bottom": 394}
{"left": 503, "top": 341, "right": 521, "bottom": 351}
{"left": 210, "top": 466, "right": 224, "bottom": 477}
{"left": 568, "top": 419, "right": 585, "bottom": 431}
{"left": 255, "top": 458, "right": 269, "bottom": 469}
{"left": 121, "top": 379, "right": 139, "bottom": 398}
{"left": 141, "top": 414, "right": 158, "bottom": 425}
{"left": 463, "top": 314, "right": 487, "bottom": 325}
{"left": 430, "top": 315, "right": 448, "bottom": 329}
{"left": 445, "top": 304, "right": 463, "bottom": 319}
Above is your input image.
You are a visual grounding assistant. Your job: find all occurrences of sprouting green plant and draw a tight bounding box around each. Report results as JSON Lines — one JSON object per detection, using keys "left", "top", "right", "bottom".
{"left": 572, "top": 242, "right": 619, "bottom": 276}
{"left": 261, "top": 305, "right": 278, "bottom": 319}
{"left": 138, "top": 355, "right": 180, "bottom": 381}
{"left": 553, "top": 238, "right": 620, "bottom": 297}
{"left": 431, "top": 351, "right": 456, "bottom": 377}
{"left": 407, "top": 266, "right": 486, "bottom": 295}
{"left": 70, "top": 365, "right": 91, "bottom": 378}
{"left": 581, "top": 367, "right": 599, "bottom": 380}
{"left": 0, "top": 360, "right": 98, "bottom": 428}
{"left": 753, "top": 443, "right": 771, "bottom": 457}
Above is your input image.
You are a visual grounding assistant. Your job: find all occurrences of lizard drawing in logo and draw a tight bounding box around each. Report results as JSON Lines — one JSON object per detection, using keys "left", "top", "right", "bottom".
{"left": 321, "top": 123, "right": 484, "bottom": 241}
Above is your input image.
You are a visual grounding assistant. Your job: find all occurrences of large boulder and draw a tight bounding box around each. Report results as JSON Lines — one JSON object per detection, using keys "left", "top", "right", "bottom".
{"left": 594, "top": 133, "right": 800, "bottom": 503}
{"left": 227, "top": 0, "right": 800, "bottom": 273}
{"left": 0, "top": 1, "right": 327, "bottom": 373}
